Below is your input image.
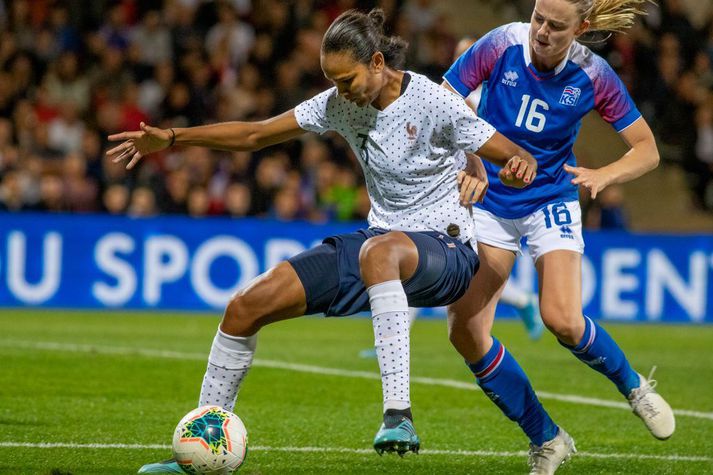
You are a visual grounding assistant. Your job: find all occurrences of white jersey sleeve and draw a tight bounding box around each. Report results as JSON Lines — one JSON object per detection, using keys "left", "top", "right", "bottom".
{"left": 446, "top": 91, "right": 496, "bottom": 155}
{"left": 293, "top": 88, "right": 339, "bottom": 134}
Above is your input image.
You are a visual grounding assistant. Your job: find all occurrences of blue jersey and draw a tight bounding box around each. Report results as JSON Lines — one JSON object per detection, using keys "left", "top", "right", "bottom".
{"left": 443, "top": 23, "right": 641, "bottom": 218}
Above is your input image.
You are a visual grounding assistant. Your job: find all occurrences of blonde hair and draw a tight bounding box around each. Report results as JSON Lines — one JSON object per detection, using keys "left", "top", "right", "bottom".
{"left": 568, "top": 0, "right": 655, "bottom": 33}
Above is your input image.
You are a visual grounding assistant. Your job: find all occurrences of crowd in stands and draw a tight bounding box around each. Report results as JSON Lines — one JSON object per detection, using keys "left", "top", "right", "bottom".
{"left": 0, "top": 0, "right": 712, "bottom": 226}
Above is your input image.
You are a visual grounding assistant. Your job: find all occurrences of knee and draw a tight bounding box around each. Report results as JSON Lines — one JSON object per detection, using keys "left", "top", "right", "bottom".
{"left": 447, "top": 312, "right": 491, "bottom": 359}
{"left": 541, "top": 305, "right": 584, "bottom": 345}
{"left": 358, "top": 234, "right": 408, "bottom": 280}
{"left": 359, "top": 235, "right": 398, "bottom": 267}
{"left": 223, "top": 291, "right": 263, "bottom": 336}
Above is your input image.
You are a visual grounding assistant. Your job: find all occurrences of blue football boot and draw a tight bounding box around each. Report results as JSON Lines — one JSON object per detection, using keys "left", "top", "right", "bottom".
{"left": 358, "top": 347, "right": 377, "bottom": 359}
{"left": 373, "top": 409, "right": 420, "bottom": 456}
{"left": 518, "top": 296, "right": 544, "bottom": 341}
{"left": 137, "top": 459, "right": 185, "bottom": 474}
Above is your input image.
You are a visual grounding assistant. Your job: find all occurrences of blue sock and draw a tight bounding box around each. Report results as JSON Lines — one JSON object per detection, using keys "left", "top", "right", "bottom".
{"left": 467, "top": 337, "right": 558, "bottom": 446}
{"left": 561, "top": 316, "right": 640, "bottom": 396}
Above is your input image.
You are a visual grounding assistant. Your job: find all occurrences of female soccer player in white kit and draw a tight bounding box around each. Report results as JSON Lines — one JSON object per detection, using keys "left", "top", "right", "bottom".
{"left": 443, "top": 1, "right": 675, "bottom": 473}
{"left": 108, "top": 9, "right": 538, "bottom": 473}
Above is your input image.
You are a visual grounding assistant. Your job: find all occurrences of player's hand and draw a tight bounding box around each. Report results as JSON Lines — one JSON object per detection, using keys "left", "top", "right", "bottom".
{"left": 457, "top": 170, "right": 488, "bottom": 206}
{"left": 564, "top": 163, "right": 611, "bottom": 199}
{"left": 499, "top": 155, "right": 536, "bottom": 188}
{"left": 106, "top": 122, "right": 173, "bottom": 170}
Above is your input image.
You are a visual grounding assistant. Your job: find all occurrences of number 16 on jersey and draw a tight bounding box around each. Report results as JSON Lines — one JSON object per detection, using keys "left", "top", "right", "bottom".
{"left": 515, "top": 94, "right": 549, "bottom": 133}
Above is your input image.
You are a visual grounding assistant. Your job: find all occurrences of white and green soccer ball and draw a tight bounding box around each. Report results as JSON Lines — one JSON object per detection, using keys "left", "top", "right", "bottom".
{"left": 172, "top": 405, "right": 248, "bottom": 474}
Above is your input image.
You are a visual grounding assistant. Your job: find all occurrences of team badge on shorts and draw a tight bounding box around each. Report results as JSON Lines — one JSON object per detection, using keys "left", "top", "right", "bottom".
{"left": 559, "top": 86, "right": 581, "bottom": 106}
{"left": 559, "top": 225, "right": 575, "bottom": 240}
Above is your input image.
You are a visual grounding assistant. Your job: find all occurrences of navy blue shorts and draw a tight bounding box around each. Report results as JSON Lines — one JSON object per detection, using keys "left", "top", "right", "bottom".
{"left": 288, "top": 228, "right": 479, "bottom": 317}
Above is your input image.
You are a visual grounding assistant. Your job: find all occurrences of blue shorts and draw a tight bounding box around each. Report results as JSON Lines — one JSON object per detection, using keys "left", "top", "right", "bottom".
{"left": 288, "top": 228, "right": 479, "bottom": 317}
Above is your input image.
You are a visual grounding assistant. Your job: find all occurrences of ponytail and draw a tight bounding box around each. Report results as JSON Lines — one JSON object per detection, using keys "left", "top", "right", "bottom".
{"left": 569, "top": 0, "right": 655, "bottom": 33}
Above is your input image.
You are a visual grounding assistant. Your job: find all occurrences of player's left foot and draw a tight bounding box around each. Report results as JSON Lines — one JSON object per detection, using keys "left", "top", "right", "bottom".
{"left": 528, "top": 427, "right": 576, "bottom": 475}
{"left": 518, "top": 296, "right": 544, "bottom": 341}
{"left": 373, "top": 409, "right": 420, "bottom": 456}
{"left": 628, "top": 368, "right": 675, "bottom": 440}
{"left": 137, "top": 458, "right": 185, "bottom": 474}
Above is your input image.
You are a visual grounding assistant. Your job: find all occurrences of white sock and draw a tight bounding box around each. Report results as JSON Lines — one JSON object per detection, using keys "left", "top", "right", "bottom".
{"left": 368, "top": 280, "right": 411, "bottom": 413}
{"left": 199, "top": 330, "right": 257, "bottom": 411}
{"left": 408, "top": 307, "right": 419, "bottom": 328}
{"left": 500, "top": 280, "right": 530, "bottom": 309}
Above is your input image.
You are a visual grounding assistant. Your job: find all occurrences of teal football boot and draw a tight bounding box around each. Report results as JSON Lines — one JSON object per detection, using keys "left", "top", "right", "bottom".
{"left": 358, "top": 347, "right": 377, "bottom": 359}
{"left": 137, "top": 459, "right": 185, "bottom": 474}
{"left": 373, "top": 409, "right": 420, "bottom": 456}
{"left": 518, "top": 296, "right": 544, "bottom": 341}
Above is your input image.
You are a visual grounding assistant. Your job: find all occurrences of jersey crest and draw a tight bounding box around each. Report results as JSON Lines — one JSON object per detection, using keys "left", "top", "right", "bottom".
{"left": 406, "top": 122, "right": 418, "bottom": 140}
{"left": 559, "top": 86, "right": 581, "bottom": 106}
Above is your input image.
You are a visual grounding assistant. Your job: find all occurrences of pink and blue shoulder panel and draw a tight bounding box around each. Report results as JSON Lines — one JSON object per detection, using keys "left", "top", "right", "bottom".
{"left": 569, "top": 44, "right": 641, "bottom": 132}
{"left": 443, "top": 23, "right": 526, "bottom": 97}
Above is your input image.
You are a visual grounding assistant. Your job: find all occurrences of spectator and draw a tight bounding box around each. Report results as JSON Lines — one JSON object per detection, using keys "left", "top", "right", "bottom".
{"left": 127, "top": 186, "right": 158, "bottom": 217}
{"left": 44, "top": 51, "right": 89, "bottom": 114}
{"left": 37, "top": 174, "right": 66, "bottom": 212}
{"left": 205, "top": 3, "right": 254, "bottom": 70}
{"left": 693, "top": 103, "right": 713, "bottom": 210}
{"left": 103, "top": 183, "right": 130, "bottom": 215}
{"left": 130, "top": 10, "right": 173, "bottom": 69}
{"left": 187, "top": 186, "right": 212, "bottom": 217}
{"left": 223, "top": 182, "right": 252, "bottom": 218}
{"left": 47, "top": 101, "right": 85, "bottom": 154}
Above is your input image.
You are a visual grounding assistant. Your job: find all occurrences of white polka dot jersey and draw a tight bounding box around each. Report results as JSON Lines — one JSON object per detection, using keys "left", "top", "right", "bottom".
{"left": 294, "top": 72, "right": 496, "bottom": 244}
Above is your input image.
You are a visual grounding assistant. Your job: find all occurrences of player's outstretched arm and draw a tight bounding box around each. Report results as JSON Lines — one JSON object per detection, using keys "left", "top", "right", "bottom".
{"left": 107, "top": 110, "right": 306, "bottom": 169}
{"left": 564, "top": 117, "right": 659, "bottom": 199}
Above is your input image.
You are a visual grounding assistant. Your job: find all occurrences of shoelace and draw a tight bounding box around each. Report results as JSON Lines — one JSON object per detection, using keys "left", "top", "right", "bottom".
{"left": 527, "top": 441, "right": 557, "bottom": 468}
{"left": 631, "top": 366, "right": 660, "bottom": 417}
{"left": 646, "top": 366, "right": 659, "bottom": 390}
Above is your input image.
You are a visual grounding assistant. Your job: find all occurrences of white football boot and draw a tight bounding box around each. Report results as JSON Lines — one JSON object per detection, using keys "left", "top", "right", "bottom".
{"left": 628, "top": 367, "right": 675, "bottom": 440}
{"left": 527, "top": 427, "right": 576, "bottom": 475}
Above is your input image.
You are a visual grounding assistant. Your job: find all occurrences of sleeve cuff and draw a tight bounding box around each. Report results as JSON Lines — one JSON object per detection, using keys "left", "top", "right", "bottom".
{"left": 442, "top": 70, "right": 472, "bottom": 98}
{"left": 612, "top": 109, "right": 642, "bottom": 133}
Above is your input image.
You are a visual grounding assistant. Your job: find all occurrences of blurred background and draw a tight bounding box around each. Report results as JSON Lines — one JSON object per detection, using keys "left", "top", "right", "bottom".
{"left": 0, "top": 0, "right": 711, "bottom": 321}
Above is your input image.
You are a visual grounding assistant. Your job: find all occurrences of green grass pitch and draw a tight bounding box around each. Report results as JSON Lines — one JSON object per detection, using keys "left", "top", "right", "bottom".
{"left": 0, "top": 309, "right": 711, "bottom": 474}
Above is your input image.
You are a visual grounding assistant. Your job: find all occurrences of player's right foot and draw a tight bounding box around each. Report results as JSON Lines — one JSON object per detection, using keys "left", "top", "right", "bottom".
{"left": 518, "top": 296, "right": 544, "bottom": 341}
{"left": 373, "top": 409, "right": 420, "bottom": 456}
{"left": 628, "top": 369, "right": 675, "bottom": 440}
{"left": 359, "top": 347, "right": 377, "bottom": 359}
{"left": 137, "top": 458, "right": 185, "bottom": 474}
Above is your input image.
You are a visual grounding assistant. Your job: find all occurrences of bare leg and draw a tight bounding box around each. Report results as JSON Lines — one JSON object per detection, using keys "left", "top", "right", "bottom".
{"left": 200, "top": 262, "right": 308, "bottom": 411}
{"left": 447, "top": 243, "right": 515, "bottom": 361}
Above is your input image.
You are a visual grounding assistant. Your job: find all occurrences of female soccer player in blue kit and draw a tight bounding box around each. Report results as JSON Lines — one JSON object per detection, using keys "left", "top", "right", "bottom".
{"left": 443, "top": 0, "right": 675, "bottom": 473}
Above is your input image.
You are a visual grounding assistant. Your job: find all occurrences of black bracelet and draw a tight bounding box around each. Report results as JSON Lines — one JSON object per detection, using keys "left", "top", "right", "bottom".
{"left": 168, "top": 128, "right": 176, "bottom": 147}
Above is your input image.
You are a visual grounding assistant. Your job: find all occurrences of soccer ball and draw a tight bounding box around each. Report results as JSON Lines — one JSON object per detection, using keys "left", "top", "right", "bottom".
{"left": 172, "top": 405, "right": 248, "bottom": 474}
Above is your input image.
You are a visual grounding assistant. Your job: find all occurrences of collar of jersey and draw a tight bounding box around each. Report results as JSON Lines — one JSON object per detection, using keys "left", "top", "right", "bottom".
{"left": 367, "top": 70, "right": 414, "bottom": 115}
{"left": 522, "top": 42, "right": 574, "bottom": 80}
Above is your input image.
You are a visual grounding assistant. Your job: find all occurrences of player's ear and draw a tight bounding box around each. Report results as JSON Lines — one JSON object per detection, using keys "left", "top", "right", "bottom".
{"left": 370, "top": 51, "right": 385, "bottom": 73}
{"left": 574, "top": 19, "right": 590, "bottom": 37}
